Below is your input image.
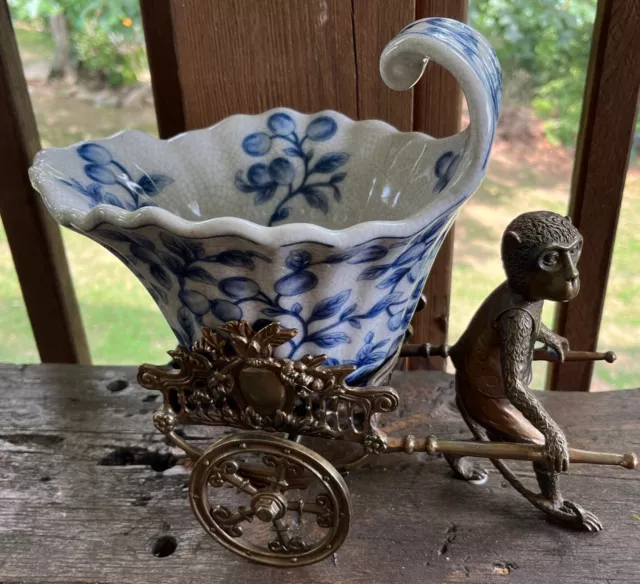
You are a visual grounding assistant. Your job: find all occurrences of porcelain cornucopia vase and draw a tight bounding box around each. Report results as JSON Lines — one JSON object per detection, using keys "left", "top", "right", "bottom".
{"left": 29, "top": 18, "right": 501, "bottom": 386}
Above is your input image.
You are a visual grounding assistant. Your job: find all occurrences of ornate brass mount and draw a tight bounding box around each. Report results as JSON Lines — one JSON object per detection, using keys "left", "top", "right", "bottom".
{"left": 137, "top": 321, "right": 637, "bottom": 567}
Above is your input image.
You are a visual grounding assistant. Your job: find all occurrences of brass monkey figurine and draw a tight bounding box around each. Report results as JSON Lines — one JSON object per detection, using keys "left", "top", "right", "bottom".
{"left": 447, "top": 210, "right": 602, "bottom": 531}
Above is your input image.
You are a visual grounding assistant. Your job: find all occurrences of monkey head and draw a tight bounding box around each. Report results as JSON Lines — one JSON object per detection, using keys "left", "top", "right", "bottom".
{"left": 501, "top": 211, "right": 583, "bottom": 302}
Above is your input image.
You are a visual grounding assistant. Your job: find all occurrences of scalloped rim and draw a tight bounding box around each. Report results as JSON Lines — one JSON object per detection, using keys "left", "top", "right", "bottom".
{"left": 29, "top": 107, "right": 476, "bottom": 248}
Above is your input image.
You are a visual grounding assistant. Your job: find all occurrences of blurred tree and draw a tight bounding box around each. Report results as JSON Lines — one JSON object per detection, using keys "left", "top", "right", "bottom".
{"left": 9, "top": 0, "right": 145, "bottom": 86}
{"left": 470, "top": 0, "right": 597, "bottom": 145}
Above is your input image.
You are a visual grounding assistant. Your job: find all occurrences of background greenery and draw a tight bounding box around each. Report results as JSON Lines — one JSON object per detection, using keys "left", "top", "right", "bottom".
{"left": 1, "top": 1, "right": 638, "bottom": 389}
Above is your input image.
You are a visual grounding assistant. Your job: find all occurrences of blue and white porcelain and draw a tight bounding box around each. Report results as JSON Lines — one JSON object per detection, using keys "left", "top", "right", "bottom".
{"left": 29, "top": 18, "right": 501, "bottom": 386}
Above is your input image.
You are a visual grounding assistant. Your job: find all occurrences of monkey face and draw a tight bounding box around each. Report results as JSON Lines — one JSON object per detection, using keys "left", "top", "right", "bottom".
{"left": 526, "top": 237, "right": 583, "bottom": 302}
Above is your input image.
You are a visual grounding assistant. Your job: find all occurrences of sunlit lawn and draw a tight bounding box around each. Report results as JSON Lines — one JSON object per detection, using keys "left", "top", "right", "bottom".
{"left": 1, "top": 26, "right": 639, "bottom": 389}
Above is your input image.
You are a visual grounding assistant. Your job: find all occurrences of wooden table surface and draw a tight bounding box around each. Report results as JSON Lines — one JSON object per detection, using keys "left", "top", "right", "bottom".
{"left": 1, "top": 364, "right": 638, "bottom": 583}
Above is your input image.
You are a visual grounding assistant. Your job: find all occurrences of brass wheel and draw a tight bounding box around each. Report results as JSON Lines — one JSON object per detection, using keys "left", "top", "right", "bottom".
{"left": 189, "top": 432, "right": 351, "bottom": 567}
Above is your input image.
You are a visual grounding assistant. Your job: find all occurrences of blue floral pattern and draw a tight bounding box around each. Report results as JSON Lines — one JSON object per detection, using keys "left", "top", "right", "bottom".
{"left": 235, "top": 112, "right": 349, "bottom": 226}
{"left": 59, "top": 143, "right": 173, "bottom": 210}
{"left": 92, "top": 197, "right": 460, "bottom": 386}
{"left": 399, "top": 17, "right": 502, "bottom": 169}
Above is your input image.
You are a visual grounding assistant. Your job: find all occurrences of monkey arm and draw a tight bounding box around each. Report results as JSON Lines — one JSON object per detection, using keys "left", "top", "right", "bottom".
{"left": 537, "top": 322, "right": 570, "bottom": 360}
{"left": 497, "top": 310, "right": 569, "bottom": 472}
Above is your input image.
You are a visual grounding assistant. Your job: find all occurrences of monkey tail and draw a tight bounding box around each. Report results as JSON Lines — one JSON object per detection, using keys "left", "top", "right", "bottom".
{"left": 453, "top": 395, "right": 580, "bottom": 521}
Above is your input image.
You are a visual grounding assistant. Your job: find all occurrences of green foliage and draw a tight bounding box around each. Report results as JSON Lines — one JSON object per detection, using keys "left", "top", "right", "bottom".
{"left": 470, "top": 0, "right": 597, "bottom": 145}
{"left": 9, "top": 0, "right": 145, "bottom": 87}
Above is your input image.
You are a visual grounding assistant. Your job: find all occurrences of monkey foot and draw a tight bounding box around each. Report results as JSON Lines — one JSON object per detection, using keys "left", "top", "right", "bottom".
{"left": 445, "top": 454, "right": 489, "bottom": 485}
{"left": 541, "top": 499, "right": 603, "bottom": 532}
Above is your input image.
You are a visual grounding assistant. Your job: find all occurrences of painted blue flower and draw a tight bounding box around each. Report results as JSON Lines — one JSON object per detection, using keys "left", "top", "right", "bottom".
{"left": 267, "top": 112, "right": 296, "bottom": 135}
{"left": 85, "top": 164, "right": 117, "bottom": 185}
{"left": 286, "top": 250, "right": 312, "bottom": 271}
{"left": 306, "top": 116, "right": 337, "bottom": 141}
{"left": 268, "top": 158, "right": 295, "bottom": 185}
{"left": 274, "top": 271, "right": 318, "bottom": 296}
{"left": 77, "top": 143, "right": 112, "bottom": 165}
{"left": 242, "top": 132, "right": 272, "bottom": 156}
{"left": 247, "top": 163, "right": 271, "bottom": 185}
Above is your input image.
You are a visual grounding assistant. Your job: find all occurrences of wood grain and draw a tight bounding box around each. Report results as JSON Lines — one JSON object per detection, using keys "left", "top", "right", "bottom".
{"left": 140, "top": 0, "right": 185, "bottom": 139}
{"left": 551, "top": 0, "right": 640, "bottom": 391}
{"left": 167, "top": 0, "right": 358, "bottom": 128}
{"left": 0, "top": 364, "right": 638, "bottom": 583}
{"left": 352, "top": 0, "right": 415, "bottom": 130}
{"left": 0, "top": 1, "right": 90, "bottom": 364}
{"left": 409, "top": 0, "right": 468, "bottom": 371}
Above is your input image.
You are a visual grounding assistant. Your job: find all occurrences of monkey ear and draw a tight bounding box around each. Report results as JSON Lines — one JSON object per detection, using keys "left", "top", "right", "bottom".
{"left": 502, "top": 230, "right": 521, "bottom": 257}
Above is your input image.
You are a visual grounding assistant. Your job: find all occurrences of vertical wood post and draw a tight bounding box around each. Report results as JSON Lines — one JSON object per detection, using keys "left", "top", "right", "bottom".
{"left": 550, "top": 0, "right": 640, "bottom": 391}
{"left": 408, "top": 0, "right": 468, "bottom": 371}
{"left": 0, "top": 0, "right": 90, "bottom": 364}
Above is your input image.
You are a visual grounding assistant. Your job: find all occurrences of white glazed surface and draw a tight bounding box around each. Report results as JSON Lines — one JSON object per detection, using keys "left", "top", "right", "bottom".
{"left": 29, "top": 18, "right": 501, "bottom": 385}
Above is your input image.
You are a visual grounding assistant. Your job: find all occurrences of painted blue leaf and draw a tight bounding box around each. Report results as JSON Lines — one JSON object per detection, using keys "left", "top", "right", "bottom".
{"left": 262, "top": 307, "right": 286, "bottom": 317}
{"left": 302, "top": 186, "right": 329, "bottom": 214}
{"left": 292, "top": 302, "right": 303, "bottom": 314}
{"left": 267, "top": 112, "right": 296, "bottom": 135}
{"left": 372, "top": 339, "right": 390, "bottom": 350}
{"left": 247, "top": 251, "right": 272, "bottom": 263}
{"left": 255, "top": 184, "right": 277, "bottom": 205}
{"left": 332, "top": 187, "right": 341, "bottom": 202}
{"left": 160, "top": 232, "right": 201, "bottom": 262}
{"left": 365, "top": 292, "right": 403, "bottom": 318}
{"left": 285, "top": 250, "right": 312, "bottom": 271}
{"left": 347, "top": 318, "right": 361, "bottom": 329}
{"left": 150, "top": 283, "right": 168, "bottom": 304}
{"left": 348, "top": 245, "right": 388, "bottom": 264}
{"left": 171, "top": 327, "right": 190, "bottom": 348}
{"left": 268, "top": 158, "right": 295, "bottom": 185}
{"left": 138, "top": 174, "right": 173, "bottom": 195}
{"left": 156, "top": 251, "right": 185, "bottom": 275}
{"left": 309, "top": 332, "right": 351, "bottom": 349}
{"left": 77, "top": 143, "right": 113, "bottom": 165}
{"left": 376, "top": 267, "right": 410, "bottom": 290}
{"left": 213, "top": 251, "right": 255, "bottom": 269}
{"left": 311, "top": 152, "right": 349, "bottom": 174}
{"left": 186, "top": 266, "right": 217, "bottom": 285}
{"left": 150, "top": 263, "right": 171, "bottom": 289}
{"left": 306, "top": 116, "right": 337, "bottom": 141}
{"left": 323, "top": 357, "right": 340, "bottom": 367}
{"left": 309, "top": 290, "right": 351, "bottom": 322}
{"left": 387, "top": 333, "right": 405, "bottom": 358}
{"left": 330, "top": 172, "right": 347, "bottom": 184}
{"left": 412, "top": 277, "right": 427, "bottom": 299}
{"left": 211, "top": 299, "right": 243, "bottom": 322}
{"left": 305, "top": 149, "right": 315, "bottom": 161}
{"left": 96, "top": 229, "right": 131, "bottom": 243}
{"left": 323, "top": 250, "right": 356, "bottom": 264}
{"left": 271, "top": 206, "right": 290, "bottom": 224}
{"left": 219, "top": 277, "right": 260, "bottom": 299}
{"left": 242, "top": 132, "right": 271, "bottom": 156}
{"left": 284, "top": 147, "right": 303, "bottom": 157}
{"left": 434, "top": 151, "right": 461, "bottom": 193}
{"left": 178, "top": 305, "right": 195, "bottom": 341}
{"left": 346, "top": 362, "right": 381, "bottom": 387}
{"left": 393, "top": 242, "right": 427, "bottom": 267}
{"left": 408, "top": 261, "right": 422, "bottom": 283}
{"left": 274, "top": 270, "right": 318, "bottom": 296}
{"left": 103, "top": 193, "right": 126, "bottom": 208}
{"left": 364, "top": 331, "right": 374, "bottom": 344}
{"left": 387, "top": 312, "right": 404, "bottom": 331}
{"left": 340, "top": 304, "right": 357, "bottom": 319}
{"left": 357, "top": 264, "right": 391, "bottom": 281}
{"left": 85, "top": 164, "right": 117, "bottom": 185}
{"left": 130, "top": 243, "right": 157, "bottom": 264}
{"left": 179, "top": 290, "right": 209, "bottom": 315}
{"left": 235, "top": 171, "right": 258, "bottom": 193}
{"left": 247, "top": 163, "right": 271, "bottom": 185}
{"left": 130, "top": 234, "right": 155, "bottom": 251}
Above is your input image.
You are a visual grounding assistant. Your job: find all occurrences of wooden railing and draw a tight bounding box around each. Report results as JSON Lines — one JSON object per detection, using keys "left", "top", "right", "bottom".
{"left": 0, "top": 0, "right": 638, "bottom": 390}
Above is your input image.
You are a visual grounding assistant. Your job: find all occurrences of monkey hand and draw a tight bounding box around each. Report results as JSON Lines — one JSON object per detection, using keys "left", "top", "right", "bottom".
{"left": 544, "top": 429, "right": 570, "bottom": 473}
{"left": 544, "top": 332, "right": 570, "bottom": 362}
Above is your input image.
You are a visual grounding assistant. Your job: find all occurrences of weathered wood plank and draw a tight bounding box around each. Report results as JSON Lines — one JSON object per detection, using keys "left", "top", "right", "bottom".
{"left": 158, "top": 0, "right": 359, "bottom": 129}
{"left": 352, "top": 0, "right": 415, "bottom": 130}
{"left": 409, "top": 0, "right": 468, "bottom": 372}
{"left": 0, "top": 364, "right": 638, "bottom": 583}
{"left": 0, "top": 1, "right": 90, "bottom": 364}
{"left": 551, "top": 0, "right": 640, "bottom": 391}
